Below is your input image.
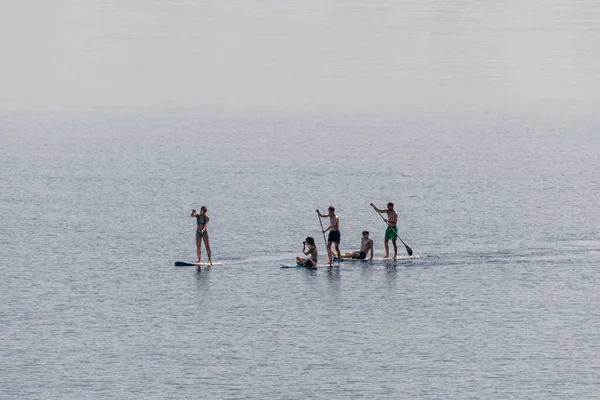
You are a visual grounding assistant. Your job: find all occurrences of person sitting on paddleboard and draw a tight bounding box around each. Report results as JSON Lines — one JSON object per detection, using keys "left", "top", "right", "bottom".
{"left": 370, "top": 202, "right": 399, "bottom": 258}
{"left": 191, "top": 206, "right": 212, "bottom": 265}
{"left": 296, "top": 237, "right": 318, "bottom": 268}
{"left": 317, "top": 206, "right": 341, "bottom": 264}
{"left": 340, "top": 230, "right": 374, "bottom": 260}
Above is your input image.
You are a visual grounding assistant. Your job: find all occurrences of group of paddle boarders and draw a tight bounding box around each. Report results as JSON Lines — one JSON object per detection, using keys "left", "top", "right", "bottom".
{"left": 296, "top": 202, "right": 405, "bottom": 268}
{"left": 190, "top": 202, "right": 408, "bottom": 269}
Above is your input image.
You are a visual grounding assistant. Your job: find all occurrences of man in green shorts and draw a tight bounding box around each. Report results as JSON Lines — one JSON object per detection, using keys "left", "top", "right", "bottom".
{"left": 370, "top": 202, "right": 399, "bottom": 258}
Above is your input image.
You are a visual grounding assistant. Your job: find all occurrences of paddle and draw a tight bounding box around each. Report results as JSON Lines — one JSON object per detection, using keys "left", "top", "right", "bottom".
{"left": 370, "top": 203, "right": 413, "bottom": 256}
{"left": 316, "top": 210, "right": 333, "bottom": 267}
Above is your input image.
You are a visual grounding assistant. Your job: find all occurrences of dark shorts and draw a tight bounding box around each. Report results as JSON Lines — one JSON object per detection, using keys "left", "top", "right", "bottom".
{"left": 355, "top": 251, "right": 367, "bottom": 260}
{"left": 328, "top": 230, "right": 341, "bottom": 243}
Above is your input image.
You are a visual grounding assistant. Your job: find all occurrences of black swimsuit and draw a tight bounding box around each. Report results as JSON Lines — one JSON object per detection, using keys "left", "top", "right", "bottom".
{"left": 196, "top": 215, "right": 207, "bottom": 237}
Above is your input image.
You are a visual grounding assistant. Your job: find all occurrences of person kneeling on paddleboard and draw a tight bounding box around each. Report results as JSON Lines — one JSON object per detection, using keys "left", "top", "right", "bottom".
{"left": 296, "top": 237, "right": 318, "bottom": 268}
{"left": 340, "top": 230, "right": 374, "bottom": 260}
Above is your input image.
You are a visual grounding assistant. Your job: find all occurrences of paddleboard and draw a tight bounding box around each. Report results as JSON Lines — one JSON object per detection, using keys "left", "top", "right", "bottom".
{"left": 280, "top": 264, "right": 317, "bottom": 269}
{"left": 331, "top": 254, "right": 374, "bottom": 262}
{"left": 174, "top": 261, "right": 223, "bottom": 267}
{"left": 332, "top": 254, "right": 416, "bottom": 262}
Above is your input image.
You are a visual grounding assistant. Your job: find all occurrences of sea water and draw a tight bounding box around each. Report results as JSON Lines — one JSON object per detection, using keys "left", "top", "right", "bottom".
{"left": 1, "top": 1, "right": 599, "bottom": 399}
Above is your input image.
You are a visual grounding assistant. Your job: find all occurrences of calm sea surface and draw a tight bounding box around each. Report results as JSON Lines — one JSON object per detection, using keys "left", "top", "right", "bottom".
{"left": 2, "top": 1, "right": 600, "bottom": 399}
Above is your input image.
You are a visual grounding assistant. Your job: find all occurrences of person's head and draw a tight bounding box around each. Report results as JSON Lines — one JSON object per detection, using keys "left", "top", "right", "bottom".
{"left": 387, "top": 202, "right": 394, "bottom": 210}
{"left": 200, "top": 206, "right": 207, "bottom": 213}
{"left": 305, "top": 237, "right": 316, "bottom": 247}
{"left": 362, "top": 230, "right": 370, "bottom": 237}
{"left": 328, "top": 206, "right": 335, "bottom": 213}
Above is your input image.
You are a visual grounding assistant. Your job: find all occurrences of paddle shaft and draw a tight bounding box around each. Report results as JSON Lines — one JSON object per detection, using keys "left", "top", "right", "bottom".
{"left": 317, "top": 212, "right": 333, "bottom": 267}
{"left": 371, "top": 204, "right": 413, "bottom": 256}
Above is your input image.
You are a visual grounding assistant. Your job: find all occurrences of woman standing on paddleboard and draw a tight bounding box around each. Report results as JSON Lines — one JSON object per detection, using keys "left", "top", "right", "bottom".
{"left": 191, "top": 206, "right": 212, "bottom": 265}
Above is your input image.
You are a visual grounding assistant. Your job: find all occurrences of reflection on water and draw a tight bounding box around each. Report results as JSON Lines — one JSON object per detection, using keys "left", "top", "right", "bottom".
{"left": 326, "top": 267, "right": 342, "bottom": 286}
{"left": 384, "top": 264, "right": 398, "bottom": 285}
{"left": 194, "top": 266, "right": 211, "bottom": 290}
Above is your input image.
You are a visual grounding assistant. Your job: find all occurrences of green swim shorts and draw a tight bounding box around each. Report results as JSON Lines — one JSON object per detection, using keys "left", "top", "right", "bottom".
{"left": 385, "top": 226, "right": 398, "bottom": 240}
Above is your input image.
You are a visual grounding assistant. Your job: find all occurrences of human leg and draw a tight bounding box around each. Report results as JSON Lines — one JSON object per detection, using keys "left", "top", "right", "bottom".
{"left": 196, "top": 233, "right": 203, "bottom": 262}
{"left": 203, "top": 233, "right": 212, "bottom": 264}
{"left": 303, "top": 258, "right": 316, "bottom": 268}
{"left": 296, "top": 256, "right": 307, "bottom": 265}
{"left": 386, "top": 227, "right": 399, "bottom": 258}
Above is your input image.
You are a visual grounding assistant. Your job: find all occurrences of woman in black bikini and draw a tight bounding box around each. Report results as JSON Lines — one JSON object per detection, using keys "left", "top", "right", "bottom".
{"left": 191, "top": 206, "right": 212, "bottom": 264}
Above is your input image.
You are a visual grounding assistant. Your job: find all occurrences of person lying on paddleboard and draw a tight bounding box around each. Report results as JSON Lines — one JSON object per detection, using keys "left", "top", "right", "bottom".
{"left": 317, "top": 206, "right": 341, "bottom": 264}
{"left": 296, "top": 237, "right": 318, "bottom": 268}
{"left": 340, "top": 230, "right": 374, "bottom": 260}
{"left": 191, "top": 206, "right": 212, "bottom": 265}
{"left": 370, "top": 202, "right": 399, "bottom": 258}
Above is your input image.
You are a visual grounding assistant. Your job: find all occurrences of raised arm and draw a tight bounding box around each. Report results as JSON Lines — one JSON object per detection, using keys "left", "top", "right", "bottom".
{"left": 370, "top": 203, "right": 384, "bottom": 213}
{"left": 302, "top": 241, "right": 310, "bottom": 256}
{"left": 191, "top": 209, "right": 197, "bottom": 217}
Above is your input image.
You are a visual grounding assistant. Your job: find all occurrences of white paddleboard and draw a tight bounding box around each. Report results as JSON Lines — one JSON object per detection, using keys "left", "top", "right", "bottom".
{"left": 280, "top": 263, "right": 335, "bottom": 269}
{"left": 174, "top": 261, "right": 223, "bottom": 267}
{"left": 333, "top": 255, "right": 419, "bottom": 262}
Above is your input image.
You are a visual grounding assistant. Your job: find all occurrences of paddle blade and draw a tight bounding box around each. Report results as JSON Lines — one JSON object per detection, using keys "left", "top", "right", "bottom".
{"left": 405, "top": 245, "right": 413, "bottom": 256}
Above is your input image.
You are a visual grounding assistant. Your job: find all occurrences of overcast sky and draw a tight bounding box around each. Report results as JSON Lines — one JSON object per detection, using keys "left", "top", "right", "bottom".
{"left": 2, "top": 0, "right": 599, "bottom": 115}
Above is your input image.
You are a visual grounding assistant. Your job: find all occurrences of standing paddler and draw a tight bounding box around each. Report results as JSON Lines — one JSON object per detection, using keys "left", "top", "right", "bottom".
{"left": 191, "top": 206, "right": 212, "bottom": 267}
{"left": 317, "top": 206, "right": 341, "bottom": 264}
{"left": 370, "top": 202, "right": 399, "bottom": 258}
